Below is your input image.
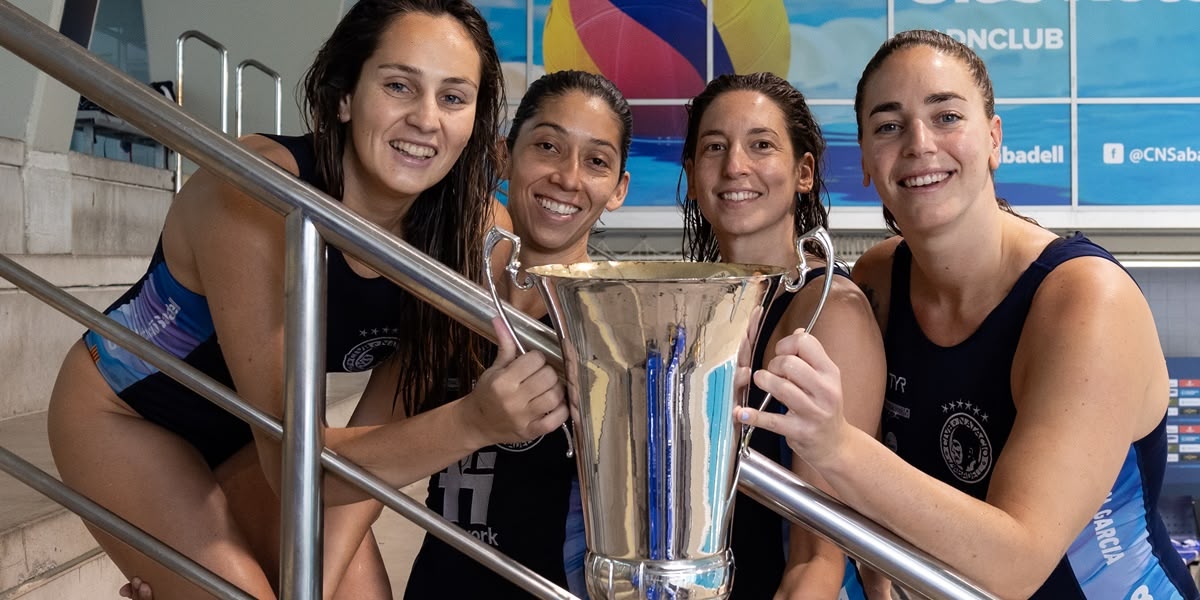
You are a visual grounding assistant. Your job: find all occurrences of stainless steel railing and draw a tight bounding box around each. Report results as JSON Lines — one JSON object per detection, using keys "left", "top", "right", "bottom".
{"left": 236, "top": 58, "right": 282, "bottom": 137}
{"left": 175, "top": 30, "right": 228, "bottom": 193}
{"left": 0, "top": 2, "right": 996, "bottom": 599}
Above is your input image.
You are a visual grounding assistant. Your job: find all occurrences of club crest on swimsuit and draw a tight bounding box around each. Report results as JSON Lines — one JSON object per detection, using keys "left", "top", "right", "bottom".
{"left": 342, "top": 328, "right": 400, "bottom": 371}
{"left": 939, "top": 400, "right": 993, "bottom": 484}
{"left": 498, "top": 435, "right": 544, "bottom": 452}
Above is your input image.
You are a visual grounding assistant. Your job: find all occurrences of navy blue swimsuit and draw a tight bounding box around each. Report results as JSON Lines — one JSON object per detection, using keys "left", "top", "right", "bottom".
{"left": 84, "top": 133, "right": 409, "bottom": 468}
{"left": 404, "top": 314, "right": 580, "bottom": 599}
{"left": 882, "top": 233, "right": 1198, "bottom": 598}
{"left": 731, "top": 265, "right": 866, "bottom": 600}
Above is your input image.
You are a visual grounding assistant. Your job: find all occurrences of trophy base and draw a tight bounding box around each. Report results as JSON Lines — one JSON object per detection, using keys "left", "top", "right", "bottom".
{"left": 584, "top": 550, "right": 734, "bottom": 599}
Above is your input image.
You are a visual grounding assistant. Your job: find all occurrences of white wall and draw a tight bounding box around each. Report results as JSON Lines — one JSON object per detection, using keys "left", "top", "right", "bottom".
{"left": 143, "top": 0, "right": 343, "bottom": 138}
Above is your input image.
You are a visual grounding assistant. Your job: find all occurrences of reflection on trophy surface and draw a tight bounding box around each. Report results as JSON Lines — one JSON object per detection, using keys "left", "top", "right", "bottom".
{"left": 485, "top": 227, "right": 834, "bottom": 599}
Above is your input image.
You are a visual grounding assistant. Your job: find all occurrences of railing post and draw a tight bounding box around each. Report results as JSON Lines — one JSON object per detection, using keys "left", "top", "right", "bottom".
{"left": 236, "top": 58, "right": 282, "bottom": 138}
{"left": 175, "top": 30, "right": 229, "bottom": 192}
{"left": 282, "top": 210, "right": 327, "bottom": 600}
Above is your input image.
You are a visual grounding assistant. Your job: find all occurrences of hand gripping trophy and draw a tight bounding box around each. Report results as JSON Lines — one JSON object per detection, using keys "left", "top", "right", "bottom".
{"left": 484, "top": 226, "right": 834, "bottom": 599}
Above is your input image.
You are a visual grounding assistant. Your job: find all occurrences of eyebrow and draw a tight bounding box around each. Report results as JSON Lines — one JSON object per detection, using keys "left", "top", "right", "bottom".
{"left": 868, "top": 91, "right": 968, "bottom": 117}
{"left": 377, "top": 63, "right": 478, "bottom": 89}
{"left": 698, "top": 127, "right": 780, "bottom": 138}
{"left": 531, "top": 122, "right": 619, "bottom": 154}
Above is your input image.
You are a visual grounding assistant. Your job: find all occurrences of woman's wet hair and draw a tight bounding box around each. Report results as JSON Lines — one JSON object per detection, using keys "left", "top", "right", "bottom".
{"left": 679, "top": 72, "right": 828, "bottom": 262}
{"left": 506, "top": 70, "right": 633, "bottom": 173}
{"left": 301, "top": 0, "right": 506, "bottom": 414}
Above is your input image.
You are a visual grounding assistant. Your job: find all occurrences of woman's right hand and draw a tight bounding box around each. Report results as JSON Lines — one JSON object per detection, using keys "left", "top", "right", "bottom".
{"left": 460, "top": 317, "right": 567, "bottom": 447}
{"left": 743, "top": 328, "right": 852, "bottom": 470}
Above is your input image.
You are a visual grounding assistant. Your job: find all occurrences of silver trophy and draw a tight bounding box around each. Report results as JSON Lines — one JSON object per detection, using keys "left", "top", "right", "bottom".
{"left": 484, "top": 227, "right": 834, "bottom": 599}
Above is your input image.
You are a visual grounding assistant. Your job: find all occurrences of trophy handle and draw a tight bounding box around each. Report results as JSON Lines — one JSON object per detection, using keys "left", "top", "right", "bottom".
{"left": 483, "top": 226, "right": 534, "bottom": 354}
{"left": 741, "top": 226, "right": 836, "bottom": 454}
{"left": 482, "top": 226, "right": 575, "bottom": 458}
{"left": 781, "top": 226, "right": 834, "bottom": 333}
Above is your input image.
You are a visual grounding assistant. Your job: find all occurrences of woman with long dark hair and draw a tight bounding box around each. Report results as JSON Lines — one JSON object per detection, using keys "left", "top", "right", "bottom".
{"left": 50, "top": 2, "right": 565, "bottom": 598}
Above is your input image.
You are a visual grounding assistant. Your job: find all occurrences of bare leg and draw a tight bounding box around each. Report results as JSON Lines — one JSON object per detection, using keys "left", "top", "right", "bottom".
{"left": 48, "top": 341, "right": 277, "bottom": 599}
{"left": 215, "top": 425, "right": 391, "bottom": 600}
{"left": 332, "top": 528, "right": 392, "bottom": 600}
{"left": 109, "top": 450, "right": 391, "bottom": 600}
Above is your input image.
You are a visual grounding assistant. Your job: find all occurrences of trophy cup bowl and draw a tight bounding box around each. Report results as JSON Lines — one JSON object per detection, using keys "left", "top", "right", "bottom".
{"left": 484, "top": 227, "right": 834, "bottom": 599}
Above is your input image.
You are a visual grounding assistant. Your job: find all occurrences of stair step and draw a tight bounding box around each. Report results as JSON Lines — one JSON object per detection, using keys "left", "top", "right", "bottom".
{"left": 0, "top": 548, "right": 122, "bottom": 600}
{"left": 0, "top": 373, "right": 433, "bottom": 599}
{"left": 0, "top": 412, "right": 104, "bottom": 597}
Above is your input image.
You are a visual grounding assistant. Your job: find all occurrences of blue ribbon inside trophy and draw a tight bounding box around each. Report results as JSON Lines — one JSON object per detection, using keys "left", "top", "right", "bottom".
{"left": 484, "top": 226, "right": 835, "bottom": 600}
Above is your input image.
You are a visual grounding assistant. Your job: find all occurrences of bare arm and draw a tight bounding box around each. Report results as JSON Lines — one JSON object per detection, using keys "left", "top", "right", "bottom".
{"left": 849, "top": 236, "right": 901, "bottom": 334}
{"left": 776, "top": 276, "right": 887, "bottom": 599}
{"left": 749, "top": 257, "right": 1167, "bottom": 598}
{"left": 176, "top": 137, "right": 565, "bottom": 506}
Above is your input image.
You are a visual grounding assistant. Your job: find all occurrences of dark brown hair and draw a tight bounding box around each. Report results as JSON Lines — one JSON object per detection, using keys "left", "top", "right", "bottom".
{"left": 301, "top": 0, "right": 505, "bottom": 414}
{"left": 679, "top": 72, "right": 828, "bottom": 262}
{"left": 507, "top": 70, "right": 633, "bottom": 172}
{"left": 854, "top": 29, "right": 1035, "bottom": 235}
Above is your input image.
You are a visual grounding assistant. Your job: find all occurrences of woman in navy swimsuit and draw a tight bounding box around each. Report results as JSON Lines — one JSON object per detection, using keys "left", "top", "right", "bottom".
{"left": 406, "top": 69, "right": 631, "bottom": 600}
{"left": 48, "top": 1, "right": 565, "bottom": 598}
{"left": 680, "top": 72, "right": 888, "bottom": 600}
{"left": 741, "top": 30, "right": 1199, "bottom": 599}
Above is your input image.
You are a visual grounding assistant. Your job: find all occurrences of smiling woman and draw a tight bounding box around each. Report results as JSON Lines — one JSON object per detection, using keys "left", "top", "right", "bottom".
{"left": 742, "top": 30, "right": 1200, "bottom": 600}
{"left": 406, "top": 69, "right": 632, "bottom": 600}
{"left": 679, "top": 72, "right": 888, "bottom": 600}
{"left": 47, "top": 2, "right": 571, "bottom": 600}
{"left": 501, "top": 74, "right": 630, "bottom": 269}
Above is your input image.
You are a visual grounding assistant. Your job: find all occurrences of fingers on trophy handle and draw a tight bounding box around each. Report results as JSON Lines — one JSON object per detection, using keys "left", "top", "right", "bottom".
{"left": 739, "top": 392, "right": 773, "bottom": 455}
{"left": 781, "top": 226, "right": 836, "bottom": 332}
{"left": 483, "top": 226, "right": 530, "bottom": 354}
{"left": 745, "top": 227, "right": 835, "bottom": 450}
{"left": 483, "top": 227, "right": 574, "bottom": 458}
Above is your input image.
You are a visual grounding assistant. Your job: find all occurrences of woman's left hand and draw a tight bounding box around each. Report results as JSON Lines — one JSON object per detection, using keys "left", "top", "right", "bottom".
{"left": 740, "top": 328, "right": 851, "bottom": 469}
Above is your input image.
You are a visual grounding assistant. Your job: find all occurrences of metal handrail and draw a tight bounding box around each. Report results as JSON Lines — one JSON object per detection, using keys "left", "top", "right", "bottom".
{"left": 236, "top": 58, "right": 282, "bottom": 137}
{"left": 0, "top": 447, "right": 255, "bottom": 600}
{"left": 0, "top": 2, "right": 997, "bottom": 599}
{"left": 0, "top": 249, "right": 575, "bottom": 600}
{"left": 281, "top": 211, "right": 326, "bottom": 598}
{"left": 175, "top": 30, "right": 229, "bottom": 192}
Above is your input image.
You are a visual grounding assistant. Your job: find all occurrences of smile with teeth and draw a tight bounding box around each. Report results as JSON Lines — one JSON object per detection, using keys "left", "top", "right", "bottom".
{"left": 719, "top": 191, "right": 760, "bottom": 202}
{"left": 538, "top": 196, "right": 580, "bottom": 216}
{"left": 390, "top": 140, "right": 435, "bottom": 159}
{"left": 902, "top": 172, "right": 950, "bottom": 188}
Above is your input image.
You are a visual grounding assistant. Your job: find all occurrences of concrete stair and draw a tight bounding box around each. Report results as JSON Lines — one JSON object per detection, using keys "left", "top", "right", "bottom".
{"left": 0, "top": 411, "right": 125, "bottom": 600}
{"left": 0, "top": 373, "right": 428, "bottom": 600}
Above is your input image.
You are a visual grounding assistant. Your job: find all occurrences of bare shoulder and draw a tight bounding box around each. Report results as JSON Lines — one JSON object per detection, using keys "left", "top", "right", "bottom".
{"left": 1028, "top": 254, "right": 1146, "bottom": 324}
{"left": 782, "top": 268, "right": 887, "bottom": 428}
{"left": 789, "top": 271, "right": 874, "bottom": 330}
{"left": 172, "top": 134, "right": 300, "bottom": 215}
{"left": 850, "top": 236, "right": 903, "bottom": 329}
{"left": 1024, "top": 255, "right": 1157, "bottom": 352}
{"left": 779, "top": 269, "right": 882, "bottom": 357}
{"left": 850, "top": 236, "right": 901, "bottom": 288}
{"left": 167, "top": 134, "right": 300, "bottom": 293}
{"left": 1019, "top": 254, "right": 1167, "bottom": 433}
{"left": 239, "top": 133, "right": 301, "bottom": 174}
{"left": 490, "top": 195, "right": 513, "bottom": 231}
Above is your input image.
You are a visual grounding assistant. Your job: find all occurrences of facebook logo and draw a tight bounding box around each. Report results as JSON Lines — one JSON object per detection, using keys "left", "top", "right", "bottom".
{"left": 1103, "top": 143, "right": 1124, "bottom": 164}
